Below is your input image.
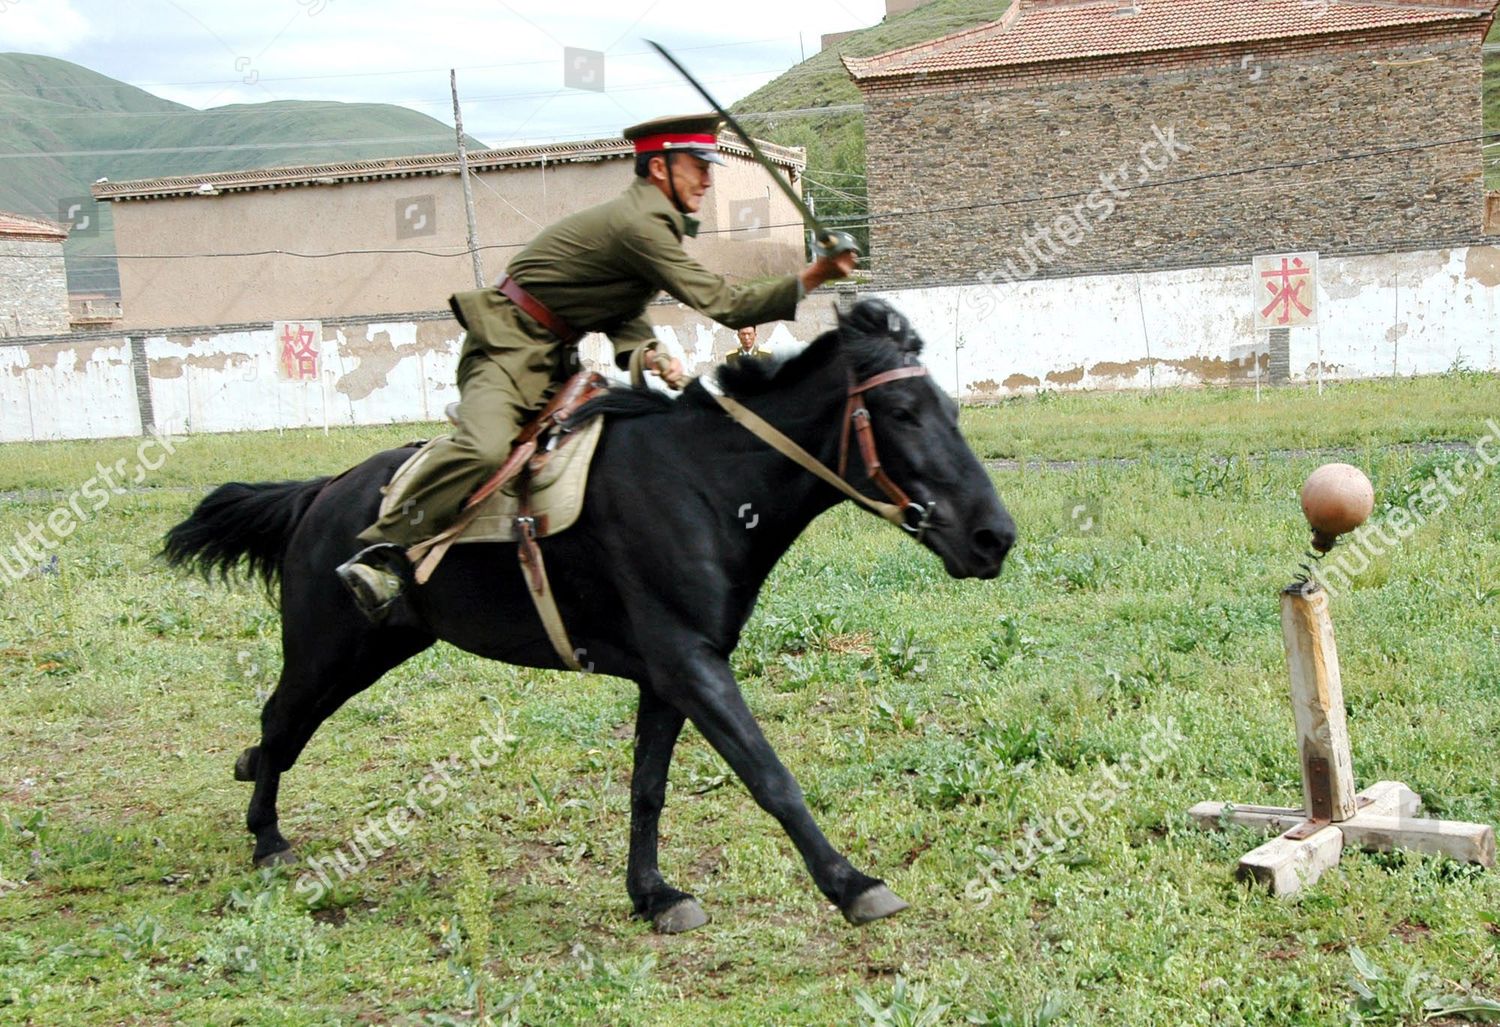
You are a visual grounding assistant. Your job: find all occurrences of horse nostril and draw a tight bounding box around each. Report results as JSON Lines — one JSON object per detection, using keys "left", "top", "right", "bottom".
{"left": 972, "top": 525, "right": 1014, "bottom": 562}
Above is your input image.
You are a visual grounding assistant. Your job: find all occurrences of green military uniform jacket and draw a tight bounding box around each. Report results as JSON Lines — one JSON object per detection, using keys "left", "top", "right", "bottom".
{"left": 449, "top": 177, "right": 801, "bottom": 407}
{"left": 725, "top": 345, "right": 775, "bottom": 364}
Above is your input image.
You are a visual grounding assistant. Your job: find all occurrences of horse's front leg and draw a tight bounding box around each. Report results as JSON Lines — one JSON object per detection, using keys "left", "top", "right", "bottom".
{"left": 649, "top": 645, "right": 908, "bottom": 925}
{"left": 627, "top": 685, "right": 708, "bottom": 933}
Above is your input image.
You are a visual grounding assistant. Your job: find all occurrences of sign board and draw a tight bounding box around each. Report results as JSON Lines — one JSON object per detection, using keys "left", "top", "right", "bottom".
{"left": 275, "top": 320, "right": 322, "bottom": 381}
{"left": 1252, "top": 252, "right": 1319, "bottom": 329}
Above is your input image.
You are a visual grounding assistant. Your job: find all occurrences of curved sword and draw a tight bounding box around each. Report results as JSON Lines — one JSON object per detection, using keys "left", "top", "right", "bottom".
{"left": 644, "top": 38, "right": 860, "bottom": 261}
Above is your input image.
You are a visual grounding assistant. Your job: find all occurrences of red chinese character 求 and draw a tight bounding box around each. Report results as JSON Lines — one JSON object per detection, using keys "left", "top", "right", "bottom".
{"left": 280, "top": 323, "right": 319, "bottom": 380}
{"left": 1260, "top": 258, "right": 1313, "bottom": 325}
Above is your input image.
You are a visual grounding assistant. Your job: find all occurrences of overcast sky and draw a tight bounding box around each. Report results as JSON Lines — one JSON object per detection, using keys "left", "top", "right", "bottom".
{"left": 2, "top": 0, "right": 888, "bottom": 145}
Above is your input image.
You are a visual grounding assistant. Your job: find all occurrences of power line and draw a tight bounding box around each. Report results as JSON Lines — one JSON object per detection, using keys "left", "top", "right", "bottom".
{"left": 0, "top": 134, "right": 491, "bottom": 160}
{"left": 0, "top": 106, "right": 863, "bottom": 161}
{"left": 8, "top": 130, "right": 1495, "bottom": 264}
{"left": 736, "top": 103, "right": 865, "bottom": 119}
{"left": 802, "top": 175, "right": 869, "bottom": 205}
{"left": 851, "top": 130, "right": 1500, "bottom": 227}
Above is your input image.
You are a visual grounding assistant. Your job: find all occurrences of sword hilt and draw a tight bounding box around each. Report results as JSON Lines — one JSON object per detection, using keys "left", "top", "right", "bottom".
{"left": 812, "top": 230, "right": 860, "bottom": 262}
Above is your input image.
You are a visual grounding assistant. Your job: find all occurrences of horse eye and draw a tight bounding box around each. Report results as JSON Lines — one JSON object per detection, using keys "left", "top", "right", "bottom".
{"left": 892, "top": 407, "right": 917, "bottom": 424}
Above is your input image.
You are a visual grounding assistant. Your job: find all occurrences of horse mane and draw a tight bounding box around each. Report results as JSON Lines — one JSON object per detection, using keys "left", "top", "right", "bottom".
{"left": 574, "top": 298, "right": 924, "bottom": 423}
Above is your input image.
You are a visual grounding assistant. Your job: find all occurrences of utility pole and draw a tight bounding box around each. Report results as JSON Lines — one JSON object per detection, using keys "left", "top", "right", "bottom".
{"left": 451, "top": 69, "right": 485, "bottom": 288}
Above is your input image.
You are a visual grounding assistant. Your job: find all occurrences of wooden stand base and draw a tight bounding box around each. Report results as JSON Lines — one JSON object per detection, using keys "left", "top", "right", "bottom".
{"left": 1190, "top": 780, "right": 1495, "bottom": 896}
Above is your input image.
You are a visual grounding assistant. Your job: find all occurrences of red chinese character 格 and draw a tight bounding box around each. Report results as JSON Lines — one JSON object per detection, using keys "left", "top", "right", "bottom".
{"left": 280, "top": 323, "right": 319, "bottom": 380}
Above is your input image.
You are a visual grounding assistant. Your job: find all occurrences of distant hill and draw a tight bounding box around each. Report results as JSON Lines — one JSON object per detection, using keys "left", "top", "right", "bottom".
{"left": 0, "top": 53, "right": 486, "bottom": 297}
{"left": 735, "top": 2, "right": 1500, "bottom": 256}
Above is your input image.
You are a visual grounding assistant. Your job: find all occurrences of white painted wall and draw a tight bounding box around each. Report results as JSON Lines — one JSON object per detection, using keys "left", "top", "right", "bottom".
{"left": 883, "top": 246, "right": 1500, "bottom": 400}
{"left": 143, "top": 322, "right": 464, "bottom": 436}
{"left": 0, "top": 338, "right": 140, "bottom": 442}
{"left": 1, "top": 245, "right": 1495, "bottom": 443}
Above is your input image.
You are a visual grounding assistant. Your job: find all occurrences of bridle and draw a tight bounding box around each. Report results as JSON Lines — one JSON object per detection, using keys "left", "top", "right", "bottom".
{"left": 700, "top": 363, "right": 937, "bottom": 541}
{"left": 836, "top": 366, "right": 934, "bottom": 538}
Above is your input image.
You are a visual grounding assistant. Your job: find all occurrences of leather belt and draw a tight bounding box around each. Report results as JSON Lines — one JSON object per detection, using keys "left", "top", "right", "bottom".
{"left": 497, "top": 275, "right": 581, "bottom": 345}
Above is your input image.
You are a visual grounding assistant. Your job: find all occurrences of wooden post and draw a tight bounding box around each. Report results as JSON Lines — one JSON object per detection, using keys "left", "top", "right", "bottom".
{"left": 451, "top": 69, "right": 485, "bottom": 289}
{"left": 1280, "top": 584, "right": 1357, "bottom": 824}
{"left": 1189, "top": 585, "right": 1495, "bottom": 897}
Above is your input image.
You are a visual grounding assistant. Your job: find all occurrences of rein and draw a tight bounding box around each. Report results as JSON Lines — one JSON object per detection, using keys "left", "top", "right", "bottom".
{"left": 700, "top": 364, "right": 936, "bottom": 541}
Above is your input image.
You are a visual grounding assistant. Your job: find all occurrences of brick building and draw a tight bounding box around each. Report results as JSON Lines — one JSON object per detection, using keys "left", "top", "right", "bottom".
{"left": 93, "top": 135, "right": 808, "bottom": 331}
{"left": 845, "top": 0, "right": 1498, "bottom": 287}
{"left": 0, "top": 212, "right": 71, "bottom": 337}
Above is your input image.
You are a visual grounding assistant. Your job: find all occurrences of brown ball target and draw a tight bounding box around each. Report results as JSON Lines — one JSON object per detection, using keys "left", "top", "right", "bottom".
{"left": 1300, "top": 463, "right": 1374, "bottom": 552}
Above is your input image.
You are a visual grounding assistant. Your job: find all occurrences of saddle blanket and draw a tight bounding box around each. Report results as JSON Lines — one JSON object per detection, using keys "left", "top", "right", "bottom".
{"left": 377, "top": 416, "right": 604, "bottom": 543}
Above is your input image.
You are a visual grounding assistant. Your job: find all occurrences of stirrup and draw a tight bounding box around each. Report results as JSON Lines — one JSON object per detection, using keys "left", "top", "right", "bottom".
{"left": 335, "top": 543, "right": 412, "bottom": 621}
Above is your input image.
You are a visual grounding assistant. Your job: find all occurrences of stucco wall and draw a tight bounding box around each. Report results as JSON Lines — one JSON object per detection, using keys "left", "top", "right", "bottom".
{"left": 108, "top": 154, "right": 808, "bottom": 330}
{"left": 888, "top": 245, "right": 1500, "bottom": 400}
{"left": 1, "top": 244, "right": 1494, "bottom": 443}
{"left": 0, "top": 238, "right": 71, "bottom": 338}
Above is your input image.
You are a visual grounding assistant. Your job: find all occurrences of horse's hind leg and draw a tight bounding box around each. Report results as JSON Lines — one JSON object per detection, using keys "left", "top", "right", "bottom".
{"left": 626, "top": 686, "right": 708, "bottom": 933}
{"left": 244, "top": 623, "right": 434, "bottom": 866}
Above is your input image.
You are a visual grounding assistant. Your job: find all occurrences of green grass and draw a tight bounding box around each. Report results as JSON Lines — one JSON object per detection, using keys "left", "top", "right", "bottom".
{"left": 3, "top": 372, "right": 1494, "bottom": 490}
{"left": 2, "top": 377, "right": 1499, "bottom": 1024}
{"left": 960, "top": 372, "right": 1500, "bottom": 462}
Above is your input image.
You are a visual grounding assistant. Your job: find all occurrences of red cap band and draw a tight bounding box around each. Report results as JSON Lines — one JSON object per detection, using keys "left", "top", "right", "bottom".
{"left": 631, "top": 132, "right": 718, "bottom": 154}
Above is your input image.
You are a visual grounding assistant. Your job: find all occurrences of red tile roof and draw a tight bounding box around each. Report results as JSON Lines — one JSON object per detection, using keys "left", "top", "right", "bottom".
{"left": 845, "top": 0, "right": 1498, "bottom": 80}
{"left": 0, "top": 211, "right": 69, "bottom": 241}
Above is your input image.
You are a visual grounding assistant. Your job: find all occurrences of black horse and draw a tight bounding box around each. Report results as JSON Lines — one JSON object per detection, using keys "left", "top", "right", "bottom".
{"left": 163, "top": 299, "right": 1015, "bottom": 933}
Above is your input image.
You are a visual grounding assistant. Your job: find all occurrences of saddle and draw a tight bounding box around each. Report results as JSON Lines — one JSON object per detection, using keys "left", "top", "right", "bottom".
{"left": 381, "top": 369, "right": 609, "bottom": 583}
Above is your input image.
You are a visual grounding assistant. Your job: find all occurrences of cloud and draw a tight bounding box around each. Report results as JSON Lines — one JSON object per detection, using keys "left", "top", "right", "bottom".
{"left": 0, "top": 0, "right": 93, "bottom": 54}
{"left": 9, "top": 0, "right": 888, "bottom": 143}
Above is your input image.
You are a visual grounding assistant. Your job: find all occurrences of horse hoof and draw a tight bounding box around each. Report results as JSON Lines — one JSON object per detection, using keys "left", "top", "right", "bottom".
{"left": 843, "top": 884, "right": 909, "bottom": 926}
{"left": 233, "top": 747, "right": 259, "bottom": 782}
{"left": 254, "top": 847, "right": 298, "bottom": 869}
{"left": 652, "top": 898, "right": 709, "bottom": 934}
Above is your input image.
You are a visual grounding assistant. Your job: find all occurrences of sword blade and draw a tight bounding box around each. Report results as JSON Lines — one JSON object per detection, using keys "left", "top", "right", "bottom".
{"left": 644, "top": 39, "right": 831, "bottom": 244}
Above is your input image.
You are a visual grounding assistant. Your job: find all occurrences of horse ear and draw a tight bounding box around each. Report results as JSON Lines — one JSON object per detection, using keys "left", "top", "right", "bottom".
{"left": 838, "top": 298, "right": 923, "bottom": 356}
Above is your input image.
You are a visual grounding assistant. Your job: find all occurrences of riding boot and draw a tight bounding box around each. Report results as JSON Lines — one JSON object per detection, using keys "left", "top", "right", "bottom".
{"left": 335, "top": 543, "right": 413, "bottom": 622}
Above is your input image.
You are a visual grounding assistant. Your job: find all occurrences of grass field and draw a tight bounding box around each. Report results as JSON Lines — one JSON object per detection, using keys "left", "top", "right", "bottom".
{"left": 2, "top": 375, "right": 1499, "bottom": 1025}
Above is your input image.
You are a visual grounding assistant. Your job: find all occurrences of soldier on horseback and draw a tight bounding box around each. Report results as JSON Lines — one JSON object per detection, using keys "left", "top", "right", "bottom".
{"left": 337, "top": 113, "right": 857, "bottom": 620}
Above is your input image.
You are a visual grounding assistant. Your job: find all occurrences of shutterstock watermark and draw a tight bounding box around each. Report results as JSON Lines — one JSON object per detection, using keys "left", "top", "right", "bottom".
{"left": 1312, "top": 420, "right": 1500, "bottom": 598}
{"left": 963, "top": 123, "right": 1191, "bottom": 310}
{"left": 0, "top": 425, "right": 180, "bottom": 586}
{"left": 293, "top": 709, "right": 518, "bottom": 904}
{"left": 963, "top": 715, "right": 1185, "bottom": 905}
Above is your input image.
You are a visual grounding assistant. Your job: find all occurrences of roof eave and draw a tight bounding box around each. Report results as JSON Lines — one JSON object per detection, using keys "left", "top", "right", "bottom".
{"left": 93, "top": 135, "right": 806, "bottom": 202}
{"left": 849, "top": 11, "right": 1495, "bottom": 86}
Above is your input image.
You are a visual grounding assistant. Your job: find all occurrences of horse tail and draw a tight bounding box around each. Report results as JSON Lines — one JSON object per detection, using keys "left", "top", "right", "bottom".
{"left": 161, "top": 477, "right": 333, "bottom": 589}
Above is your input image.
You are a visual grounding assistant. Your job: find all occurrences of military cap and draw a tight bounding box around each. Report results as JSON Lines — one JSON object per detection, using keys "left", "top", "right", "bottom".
{"left": 623, "top": 113, "right": 726, "bottom": 166}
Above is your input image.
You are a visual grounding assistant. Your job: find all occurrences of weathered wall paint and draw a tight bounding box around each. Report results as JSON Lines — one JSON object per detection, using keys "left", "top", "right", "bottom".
{"left": 0, "top": 337, "right": 139, "bottom": 441}
{"left": 876, "top": 246, "right": 1499, "bottom": 400}
{"left": 1, "top": 245, "right": 1494, "bottom": 443}
{"left": 142, "top": 321, "right": 466, "bottom": 436}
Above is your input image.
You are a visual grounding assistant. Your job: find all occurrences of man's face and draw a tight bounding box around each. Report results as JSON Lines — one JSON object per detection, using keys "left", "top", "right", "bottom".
{"left": 653, "top": 153, "right": 713, "bottom": 214}
{"left": 737, "top": 326, "right": 757, "bottom": 351}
